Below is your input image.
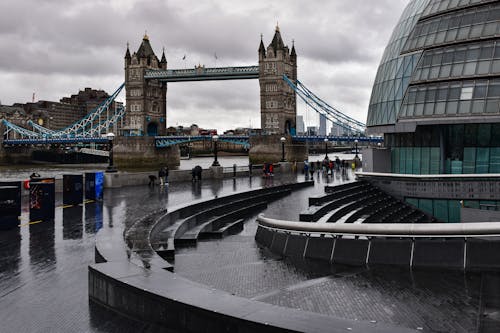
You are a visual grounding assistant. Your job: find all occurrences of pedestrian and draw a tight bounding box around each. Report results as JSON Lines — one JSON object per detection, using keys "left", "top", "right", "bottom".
{"left": 309, "top": 162, "right": 315, "bottom": 178}
{"left": 194, "top": 165, "right": 202, "bottom": 181}
{"left": 164, "top": 166, "right": 169, "bottom": 185}
{"left": 303, "top": 160, "right": 309, "bottom": 177}
{"left": 148, "top": 175, "right": 157, "bottom": 187}
{"left": 158, "top": 166, "right": 166, "bottom": 186}
{"left": 269, "top": 163, "right": 274, "bottom": 176}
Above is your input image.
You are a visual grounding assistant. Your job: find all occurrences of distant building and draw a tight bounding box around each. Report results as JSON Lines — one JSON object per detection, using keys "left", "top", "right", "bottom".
{"left": 296, "top": 115, "right": 305, "bottom": 134}
{"left": 329, "top": 123, "right": 343, "bottom": 136}
{"left": 306, "top": 126, "right": 318, "bottom": 136}
{"left": 319, "top": 114, "right": 327, "bottom": 136}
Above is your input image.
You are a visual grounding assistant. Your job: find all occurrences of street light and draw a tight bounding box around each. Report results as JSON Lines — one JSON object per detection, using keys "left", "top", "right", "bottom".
{"left": 354, "top": 139, "right": 359, "bottom": 159}
{"left": 324, "top": 138, "right": 329, "bottom": 160}
{"left": 106, "top": 132, "right": 117, "bottom": 173}
{"left": 212, "top": 135, "right": 220, "bottom": 166}
{"left": 280, "top": 137, "right": 286, "bottom": 162}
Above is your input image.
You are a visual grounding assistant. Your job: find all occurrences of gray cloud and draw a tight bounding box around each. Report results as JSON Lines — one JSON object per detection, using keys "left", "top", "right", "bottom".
{"left": 0, "top": 0, "right": 409, "bottom": 131}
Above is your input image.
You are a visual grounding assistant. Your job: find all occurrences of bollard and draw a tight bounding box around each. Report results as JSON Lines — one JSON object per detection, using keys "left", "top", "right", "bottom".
{"left": 29, "top": 178, "right": 55, "bottom": 222}
{"left": 0, "top": 182, "right": 21, "bottom": 230}
{"left": 63, "top": 174, "right": 83, "bottom": 206}
{"left": 85, "top": 172, "right": 104, "bottom": 201}
{"left": 249, "top": 163, "right": 252, "bottom": 176}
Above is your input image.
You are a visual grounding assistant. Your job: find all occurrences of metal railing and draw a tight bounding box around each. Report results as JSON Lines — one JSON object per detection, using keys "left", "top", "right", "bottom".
{"left": 257, "top": 214, "right": 500, "bottom": 238}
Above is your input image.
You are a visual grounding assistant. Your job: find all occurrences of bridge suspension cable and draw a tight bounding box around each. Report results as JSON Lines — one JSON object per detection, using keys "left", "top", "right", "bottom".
{"left": 283, "top": 75, "right": 366, "bottom": 135}
{"left": 5, "top": 82, "right": 125, "bottom": 141}
{"left": 2, "top": 119, "right": 40, "bottom": 139}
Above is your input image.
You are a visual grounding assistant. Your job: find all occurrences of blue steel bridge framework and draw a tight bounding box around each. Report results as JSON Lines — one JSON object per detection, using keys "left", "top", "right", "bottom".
{"left": 154, "top": 135, "right": 382, "bottom": 149}
{"left": 2, "top": 66, "right": 381, "bottom": 147}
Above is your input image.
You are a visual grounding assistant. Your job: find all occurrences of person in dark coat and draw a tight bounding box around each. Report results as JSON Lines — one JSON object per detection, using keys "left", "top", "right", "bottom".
{"left": 159, "top": 167, "right": 166, "bottom": 186}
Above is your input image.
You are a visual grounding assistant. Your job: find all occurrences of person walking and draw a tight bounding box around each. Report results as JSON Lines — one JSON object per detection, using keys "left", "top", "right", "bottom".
{"left": 164, "top": 166, "right": 169, "bottom": 185}
{"left": 158, "top": 166, "right": 166, "bottom": 186}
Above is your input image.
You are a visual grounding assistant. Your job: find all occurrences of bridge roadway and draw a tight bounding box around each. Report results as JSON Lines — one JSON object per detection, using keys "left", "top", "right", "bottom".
{"left": 2, "top": 134, "right": 383, "bottom": 147}
{"left": 0, "top": 171, "right": 496, "bottom": 332}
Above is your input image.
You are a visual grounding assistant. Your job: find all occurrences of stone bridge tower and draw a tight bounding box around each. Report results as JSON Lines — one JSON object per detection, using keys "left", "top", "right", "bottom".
{"left": 124, "top": 34, "right": 167, "bottom": 136}
{"left": 259, "top": 26, "right": 297, "bottom": 135}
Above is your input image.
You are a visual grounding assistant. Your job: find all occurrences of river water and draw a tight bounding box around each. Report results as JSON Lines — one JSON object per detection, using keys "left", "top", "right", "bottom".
{"left": 0, "top": 153, "right": 358, "bottom": 181}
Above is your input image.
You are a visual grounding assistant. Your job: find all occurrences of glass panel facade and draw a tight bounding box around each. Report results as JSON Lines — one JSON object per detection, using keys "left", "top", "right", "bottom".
{"left": 421, "top": 0, "right": 497, "bottom": 19}
{"left": 400, "top": 79, "right": 500, "bottom": 118}
{"left": 389, "top": 124, "right": 500, "bottom": 175}
{"left": 403, "top": 3, "right": 500, "bottom": 53}
{"left": 367, "top": 0, "right": 431, "bottom": 127}
{"left": 404, "top": 198, "right": 482, "bottom": 222}
{"left": 412, "top": 41, "right": 500, "bottom": 83}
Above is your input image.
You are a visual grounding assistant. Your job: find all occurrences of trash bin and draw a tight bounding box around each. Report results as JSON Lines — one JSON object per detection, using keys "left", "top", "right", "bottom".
{"left": 85, "top": 172, "right": 104, "bottom": 201}
{"left": 29, "top": 179, "right": 55, "bottom": 222}
{"left": 0, "top": 183, "right": 21, "bottom": 230}
{"left": 63, "top": 174, "right": 83, "bottom": 205}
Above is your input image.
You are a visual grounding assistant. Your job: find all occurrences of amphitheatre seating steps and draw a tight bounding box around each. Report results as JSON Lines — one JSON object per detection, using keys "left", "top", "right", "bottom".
{"left": 299, "top": 188, "right": 373, "bottom": 222}
{"left": 153, "top": 188, "right": 293, "bottom": 259}
{"left": 363, "top": 200, "right": 405, "bottom": 223}
{"left": 306, "top": 181, "right": 438, "bottom": 224}
{"left": 342, "top": 196, "right": 394, "bottom": 224}
{"left": 324, "top": 180, "right": 367, "bottom": 194}
{"left": 309, "top": 181, "right": 369, "bottom": 205}
{"left": 178, "top": 202, "right": 268, "bottom": 244}
{"left": 326, "top": 192, "right": 385, "bottom": 223}
{"left": 200, "top": 218, "right": 245, "bottom": 239}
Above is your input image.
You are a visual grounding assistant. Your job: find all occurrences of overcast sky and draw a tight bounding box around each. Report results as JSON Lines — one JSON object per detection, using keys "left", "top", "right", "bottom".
{"left": 0, "top": 0, "right": 409, "bottom": 132}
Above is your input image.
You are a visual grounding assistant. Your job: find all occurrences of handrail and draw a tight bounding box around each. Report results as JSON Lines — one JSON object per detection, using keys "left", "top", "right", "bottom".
{"left": 257, "top": 214, "right": 500, "bottom": 237}
{"left": 357, "top": 171, "right": 500, "bottom": 179}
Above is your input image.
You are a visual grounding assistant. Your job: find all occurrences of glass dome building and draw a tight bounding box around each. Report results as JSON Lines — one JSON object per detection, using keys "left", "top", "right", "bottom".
{"left": 366, "top": 0, "right": 500, "bottom": 221}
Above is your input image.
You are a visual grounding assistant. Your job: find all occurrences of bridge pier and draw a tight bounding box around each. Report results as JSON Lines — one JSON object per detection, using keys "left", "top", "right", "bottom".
{"left": 249, "top": 135, "right": 307, "bottom": 164}
{"left": 113, "top": 136, "right": 180, "bottom": 170}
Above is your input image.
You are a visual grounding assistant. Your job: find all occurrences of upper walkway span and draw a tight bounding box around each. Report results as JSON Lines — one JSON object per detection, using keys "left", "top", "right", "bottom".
{"left": 144, "top": 65, "right": 260, "bottom": 82}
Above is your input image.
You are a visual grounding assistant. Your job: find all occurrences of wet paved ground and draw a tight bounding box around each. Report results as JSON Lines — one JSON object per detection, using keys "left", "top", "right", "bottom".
{"left": 0, "top": 168, "right": 499, "bottom": 332}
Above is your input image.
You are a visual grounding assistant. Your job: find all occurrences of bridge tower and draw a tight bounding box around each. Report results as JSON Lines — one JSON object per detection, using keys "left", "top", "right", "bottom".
{"left": 124, "top": 34, "right": 167, "bottom": 136}
{"left": 259, "top": 26, "right": 297, "bottom": 135}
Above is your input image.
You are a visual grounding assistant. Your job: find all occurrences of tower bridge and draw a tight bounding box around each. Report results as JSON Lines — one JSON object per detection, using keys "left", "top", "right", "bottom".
{"left": 1, "top": 26, "right": 377, "bottom": 166}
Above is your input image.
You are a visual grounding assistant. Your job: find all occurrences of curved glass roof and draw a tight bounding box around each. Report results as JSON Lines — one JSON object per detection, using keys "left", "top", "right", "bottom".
{"left": 402, "top": 2, "right": 500, "bottom": 54}
{"left": 367, "top": 0, "right": 431, "bottom": 127}
{"left": 421, "top": 0, "right": 497, "bottom": 19}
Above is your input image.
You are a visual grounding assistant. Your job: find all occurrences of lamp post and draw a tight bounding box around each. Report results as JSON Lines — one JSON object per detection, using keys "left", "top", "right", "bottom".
{"left": 324, "top": 138, "right": 329, "bottom": 160}
{"left": 280, "top": 137, "right": 286, "bottom": 162}
{"left": 354, "top": 139, "right": 359, "bottom": 159}
{"left": 106, "top": 132, "right": 117, "bottom": 173}
{"left": 212, "top": 135, "right": 220, "bottom": 166}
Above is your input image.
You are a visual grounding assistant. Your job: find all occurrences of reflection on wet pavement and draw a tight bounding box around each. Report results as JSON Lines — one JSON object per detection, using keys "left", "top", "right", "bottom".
{"left": 0, "top": 169, "right": 498, "bottom": 332}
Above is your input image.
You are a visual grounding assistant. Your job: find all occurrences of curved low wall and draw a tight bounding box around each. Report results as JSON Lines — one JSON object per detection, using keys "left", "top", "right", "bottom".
{"left": 256, "top": 215, "right": 500, "bottom": 270}
{"left": 89, "top": 181, "right": 415, "bottom": 332}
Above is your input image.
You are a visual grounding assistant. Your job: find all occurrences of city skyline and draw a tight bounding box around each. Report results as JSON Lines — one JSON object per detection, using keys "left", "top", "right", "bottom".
{"left": 0, "top": 0, "right": 408, "bottom": 132}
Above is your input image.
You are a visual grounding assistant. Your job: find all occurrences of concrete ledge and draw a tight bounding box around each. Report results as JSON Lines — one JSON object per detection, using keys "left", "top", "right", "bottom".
{"left": 89, "top": 262, "right": 414, "bottom": 332}
{"left": 412, "top": 239, "right": 465, "bottom": 269}
{"left": 368, "top": 239, "right": 412, "bottom": 266}
{"left": 332, "top": 238, "right": 369, "bottom": 266}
